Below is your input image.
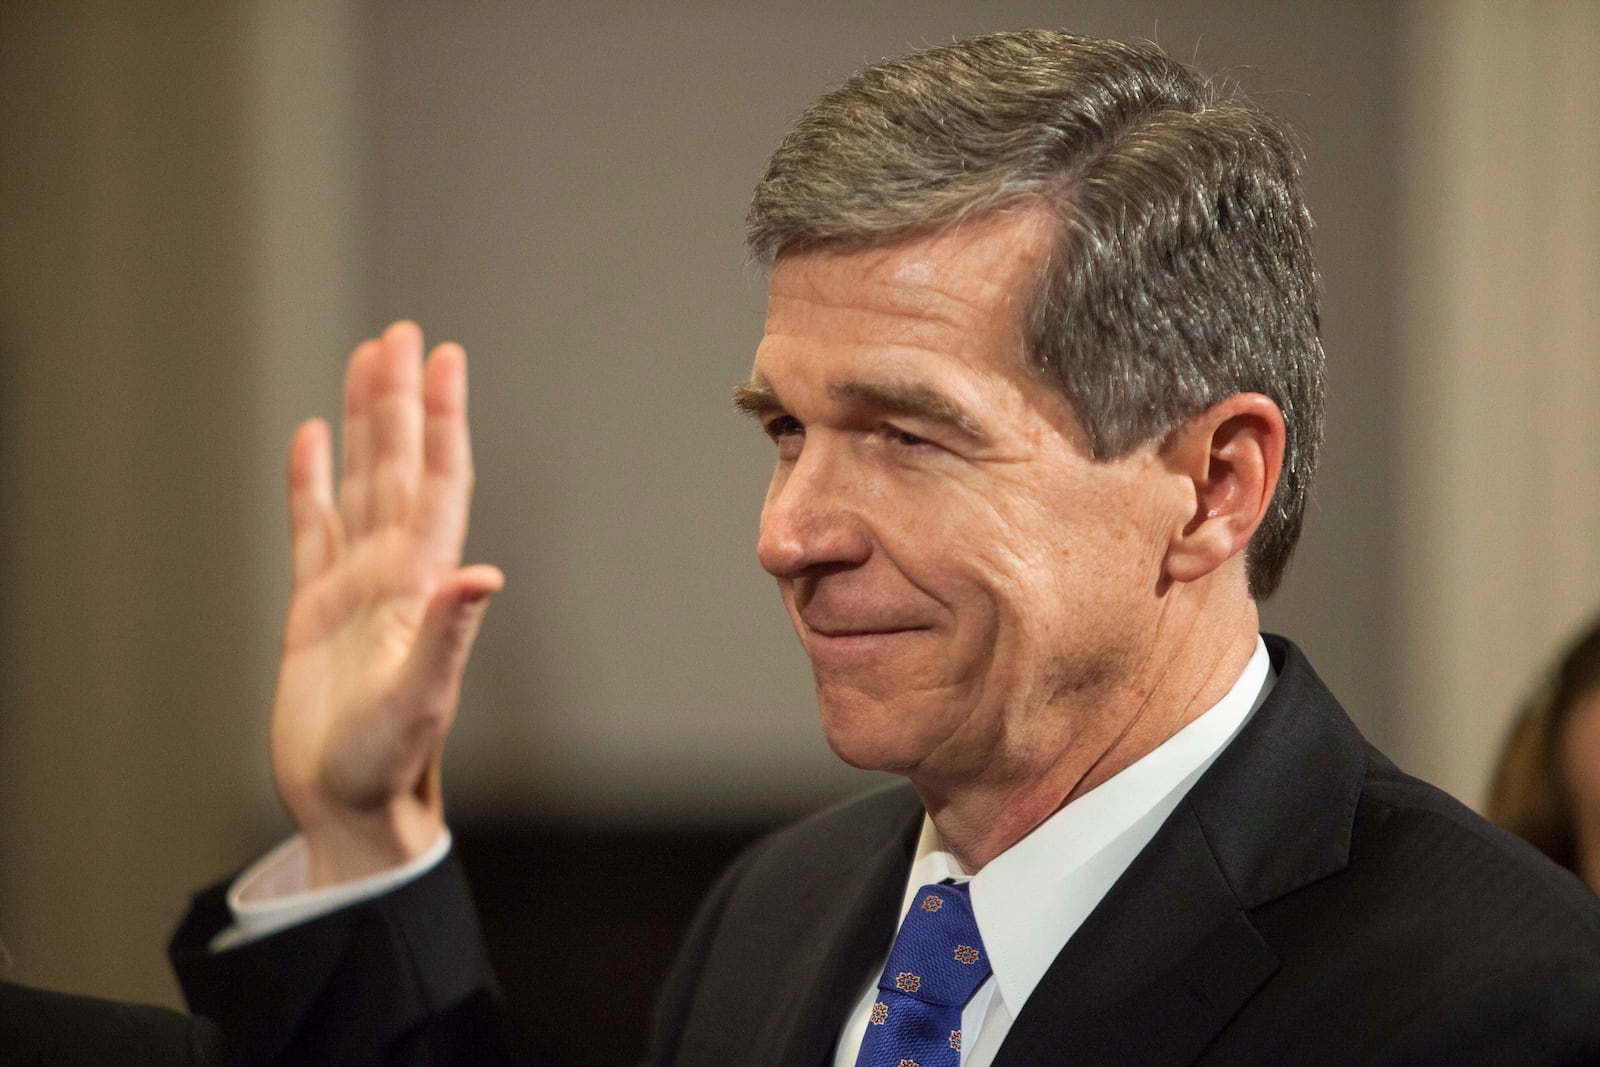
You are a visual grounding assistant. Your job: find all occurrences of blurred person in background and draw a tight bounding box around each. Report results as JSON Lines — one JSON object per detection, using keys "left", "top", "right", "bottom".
{"left": 1488, "top": 615, "right": 1600, "bottom": 893}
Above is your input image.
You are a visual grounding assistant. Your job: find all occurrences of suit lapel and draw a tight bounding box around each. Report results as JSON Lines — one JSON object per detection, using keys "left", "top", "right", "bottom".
{"left": 767, "top": 788, "right": 924, "bottom": 1067}
{"left": 995, "top": 636, "right": 1366, "bottom": 1065}
{"left": 994, "top": 808, "right": 1277, "bottom": 1065}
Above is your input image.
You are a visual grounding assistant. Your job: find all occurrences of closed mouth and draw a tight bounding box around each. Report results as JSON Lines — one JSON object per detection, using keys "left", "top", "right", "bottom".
{"left": 804, "top": 624, "right": 928, "bottom": 639}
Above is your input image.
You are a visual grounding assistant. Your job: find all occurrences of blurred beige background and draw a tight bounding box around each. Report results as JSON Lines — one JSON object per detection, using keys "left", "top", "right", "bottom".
{"left": 1, "top": 0, "right": 1596, "bottom": 1008}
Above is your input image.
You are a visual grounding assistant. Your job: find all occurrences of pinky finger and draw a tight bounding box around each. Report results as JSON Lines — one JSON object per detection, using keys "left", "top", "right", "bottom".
{"left": 289, "top": 419, "right": 343, "bottom": 590}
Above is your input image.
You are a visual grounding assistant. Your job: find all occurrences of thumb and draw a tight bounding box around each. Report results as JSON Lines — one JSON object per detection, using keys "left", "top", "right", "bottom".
{"left": 404, "top": 564, "right": 504, "bottom": 727}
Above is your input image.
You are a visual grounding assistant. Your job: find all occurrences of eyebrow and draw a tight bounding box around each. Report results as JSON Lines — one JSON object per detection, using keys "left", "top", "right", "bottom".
{"left": 731, "top": 379, "right": 782, "bottom": 417}
{"left": 731, "top": 376, "right": 988, "bottom": 443}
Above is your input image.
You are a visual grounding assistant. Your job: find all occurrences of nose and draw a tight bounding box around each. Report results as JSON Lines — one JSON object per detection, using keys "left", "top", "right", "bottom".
{"left": 756, "top": 441, "right": 872, "bottom": 580}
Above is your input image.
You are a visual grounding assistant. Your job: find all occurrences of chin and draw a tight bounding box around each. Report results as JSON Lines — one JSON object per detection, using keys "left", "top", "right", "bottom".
{"left": 814, "top": 690, "right": 930, "bottom": 774}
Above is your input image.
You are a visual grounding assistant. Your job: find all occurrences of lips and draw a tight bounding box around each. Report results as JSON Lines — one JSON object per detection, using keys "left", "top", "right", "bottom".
{"left": 793, "top": 585, "right": 933, "bottom": 641}
{"left": 798, "top": 608, "right": 930, "bottom": 639}
{"left": 806, "top": 624, "right": 922, "bottom": 638}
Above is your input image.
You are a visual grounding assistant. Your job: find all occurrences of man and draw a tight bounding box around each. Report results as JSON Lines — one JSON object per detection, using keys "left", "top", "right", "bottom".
{"left": 171, "top": 29, "right": 1600, "bottom": 1065}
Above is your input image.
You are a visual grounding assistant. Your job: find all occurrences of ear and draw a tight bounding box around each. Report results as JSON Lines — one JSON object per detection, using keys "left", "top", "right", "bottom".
{"left": 1160, "top": 393, "right": 1286, "bottom": 585}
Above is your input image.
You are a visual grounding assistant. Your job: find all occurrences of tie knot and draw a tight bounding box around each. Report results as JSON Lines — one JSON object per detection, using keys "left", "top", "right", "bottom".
{"left": 878, "top": 882, "right": 991, "bottom": 1007}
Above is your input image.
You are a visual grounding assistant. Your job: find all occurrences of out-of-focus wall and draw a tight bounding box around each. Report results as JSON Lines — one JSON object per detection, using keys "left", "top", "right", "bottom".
{"left": 5, "top": 0, "right": 1589, "bottom": 1012}
{"left": 0, "top": 0, "right": 361, "bottom": 1004}
{"left": 1397, "top": 0, "right": 1600, "bottom": 808}
{"left": 366, "top": 0, "right": 1408, "bottom": 821}
{"left": 0, "top": 0, "right": 272, "bottom": 1003}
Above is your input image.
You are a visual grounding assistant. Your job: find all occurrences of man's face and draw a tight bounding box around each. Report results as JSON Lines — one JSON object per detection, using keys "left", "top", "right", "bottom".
{"left": 741, "top": 210, "right": 1178, "bottom": 785}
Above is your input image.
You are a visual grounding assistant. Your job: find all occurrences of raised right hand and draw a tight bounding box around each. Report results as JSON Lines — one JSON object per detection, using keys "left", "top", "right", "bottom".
{"left": 270, "top": 321, "right": 503, "bottom": 887}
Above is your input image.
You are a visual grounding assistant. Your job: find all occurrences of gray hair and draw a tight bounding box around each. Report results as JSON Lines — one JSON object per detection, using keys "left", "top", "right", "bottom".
{"left": 746, "top": 29, "right": 1324, "bottom": 598}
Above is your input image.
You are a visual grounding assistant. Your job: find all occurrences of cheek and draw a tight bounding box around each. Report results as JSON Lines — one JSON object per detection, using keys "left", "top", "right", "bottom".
{"left": 906, "top": 492, "right": 1091, "bottom": 661}
{"left": 993, "top": 479, "right": 1152, "bottom": 598}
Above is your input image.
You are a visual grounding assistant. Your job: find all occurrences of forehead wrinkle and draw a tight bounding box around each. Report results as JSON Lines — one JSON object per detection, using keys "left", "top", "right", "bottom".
{"left": 777, "top": 214, "right": 1049, "bottom": 331}
{"left": 801, "top": 270, "right": 1023, "bottom": 338}
{"left": 875, "top": 260, "right": 1029, "bottom": 331}
{"left": 765, "top": 291, "right": 979, "bottom": 361}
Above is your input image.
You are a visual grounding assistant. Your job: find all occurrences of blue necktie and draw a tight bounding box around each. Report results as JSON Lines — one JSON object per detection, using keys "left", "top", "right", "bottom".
{"left": 854, "top": 881, "right": 991, "bottom": 1067}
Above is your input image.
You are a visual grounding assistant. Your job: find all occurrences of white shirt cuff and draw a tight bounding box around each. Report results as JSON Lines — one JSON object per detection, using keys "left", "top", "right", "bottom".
{"left": 208, "top": 828, "right": 452, "bottom": 952}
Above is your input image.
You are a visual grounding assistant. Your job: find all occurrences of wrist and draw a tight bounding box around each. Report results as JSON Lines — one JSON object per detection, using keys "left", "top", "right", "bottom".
{"left": 300, "top": 801, "right": 446, "bottom": 888}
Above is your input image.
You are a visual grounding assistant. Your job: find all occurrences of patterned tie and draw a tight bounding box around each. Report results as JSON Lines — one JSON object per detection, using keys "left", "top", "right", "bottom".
{"left": 854, "top": 881, "right": 991, "bottom": 1067}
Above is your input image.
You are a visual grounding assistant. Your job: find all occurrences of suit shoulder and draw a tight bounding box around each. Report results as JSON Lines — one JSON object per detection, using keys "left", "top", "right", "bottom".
{"left": 704, "top": 780, "right": 924, "bottom": 906}
{"left": 660, "top": 778, "right": 919, "bottom": 951}
{"left": 1242, "top": 745, "right": 1600, "bottom": 1027}
{"left": 1204, "top": 738, "right": 1600, "bottom": 1059}
{"left": 645, "top": 782, "right": 921, "bottom": 1064}
{"left": 743, "top": 781, "right": 921, "bottom": 867}
{"left": 1355, "top": 750, "right": 1600, "bottom": 943}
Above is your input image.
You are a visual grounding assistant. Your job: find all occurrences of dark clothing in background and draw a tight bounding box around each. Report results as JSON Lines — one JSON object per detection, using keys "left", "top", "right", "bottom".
{"left": 0, "top": 978, "right": 222, "bottom": 1066}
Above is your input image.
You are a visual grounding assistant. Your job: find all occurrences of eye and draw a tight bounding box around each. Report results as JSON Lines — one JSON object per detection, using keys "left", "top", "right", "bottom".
{"left": 888, "top": 427, "right": 929, "bottom": 448}
{"left": 763, "top": 415, "right": 804, "bottom": 461}
{"left": 763, "top": 414, "right": 803, "bottom": 442}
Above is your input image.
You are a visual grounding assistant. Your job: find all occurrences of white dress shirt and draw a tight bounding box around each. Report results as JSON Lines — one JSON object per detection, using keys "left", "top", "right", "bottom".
{"left": 832, "top": 637, "right": 1273, "bottom": 1067}
{"left": 210, "top": 827, "right": 452, "bottom": 951}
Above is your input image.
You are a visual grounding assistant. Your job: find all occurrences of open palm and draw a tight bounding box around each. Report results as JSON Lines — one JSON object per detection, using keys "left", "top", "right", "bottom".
{"left": 270, "top": 322, "right": 503, "bottom": 886}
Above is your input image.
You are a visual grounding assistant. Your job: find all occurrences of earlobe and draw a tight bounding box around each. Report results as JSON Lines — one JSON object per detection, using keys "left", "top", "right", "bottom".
{"left": 1162, "top": 394, "right": 1285, "bottom": 586}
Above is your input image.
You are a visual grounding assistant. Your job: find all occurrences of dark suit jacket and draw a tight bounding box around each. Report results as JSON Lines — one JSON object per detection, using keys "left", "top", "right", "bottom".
{"left": 0, "top": 978, "right": 222, "bottom": 1067}
{"left": 171, "top": 636, "right": 1600, "bottom": 1065}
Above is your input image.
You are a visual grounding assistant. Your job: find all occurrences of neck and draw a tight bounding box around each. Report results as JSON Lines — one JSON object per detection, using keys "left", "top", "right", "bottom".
{"left": 916, "top": 596, "right": 1261, "bottom": 873}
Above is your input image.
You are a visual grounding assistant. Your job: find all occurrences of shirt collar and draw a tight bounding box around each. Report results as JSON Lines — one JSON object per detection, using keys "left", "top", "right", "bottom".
{"left": 898, "top": 636, "right": 1274, "bottom": 1016}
